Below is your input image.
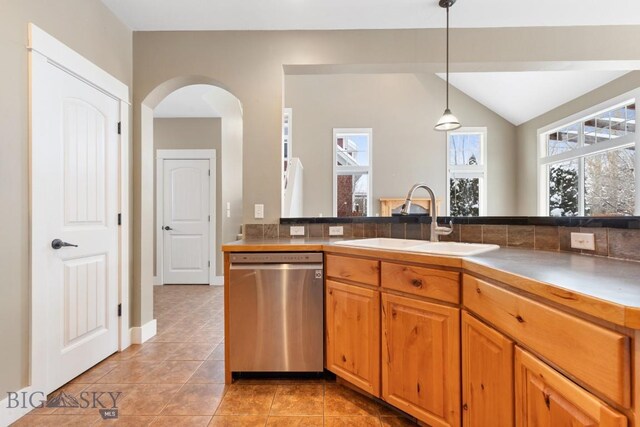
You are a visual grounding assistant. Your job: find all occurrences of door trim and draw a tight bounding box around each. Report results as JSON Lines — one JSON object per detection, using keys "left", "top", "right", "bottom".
{"left": 28, "top": 23, "right": 130, "bottom": 397}
{"left": 156, "top": 149, "right": 217, "bottom": 285}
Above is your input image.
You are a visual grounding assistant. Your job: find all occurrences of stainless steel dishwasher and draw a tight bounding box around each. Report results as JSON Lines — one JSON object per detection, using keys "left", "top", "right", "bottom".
{"left": 229, "top": 252, "right": 324, "bottom": 373}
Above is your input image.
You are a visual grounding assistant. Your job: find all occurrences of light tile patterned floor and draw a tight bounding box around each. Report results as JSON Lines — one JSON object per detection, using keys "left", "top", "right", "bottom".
{"left": 14, "top": 285, "right": 417, "bottom": 426}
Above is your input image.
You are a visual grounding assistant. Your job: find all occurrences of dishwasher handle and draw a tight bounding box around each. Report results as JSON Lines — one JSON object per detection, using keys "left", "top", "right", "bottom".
{"left": 230, "top": 263, "right": 323, "bottom": 271}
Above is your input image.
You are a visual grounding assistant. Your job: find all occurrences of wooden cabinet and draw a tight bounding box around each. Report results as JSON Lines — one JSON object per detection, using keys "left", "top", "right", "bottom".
{"left": 462, "top": 311, "right": 514, "bottom": 427}
{"left": 326, "top": 254, "right": 380, "bottom": 286}
{"left": 464, "top": 274, "right": 630, "bottom": 407}
{"left": 381, "top": 261, "right": 460, "bottom": 304}
{"left": 325, "top": 280, "right": 380, "bottom": 396}
{"left": 381, "top": 292, "right": 460, "bottom": 427}
{"left": 515, "top": 347, "right": 626, "bottom": 427}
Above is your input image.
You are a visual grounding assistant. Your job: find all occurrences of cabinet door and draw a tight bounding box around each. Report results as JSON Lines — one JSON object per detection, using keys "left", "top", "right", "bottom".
{"left": 515, "top": 347, "right": 626, "bottom": 427}
{"left": 326, "top": 280, "right": 380, "bottom": 396}
{"left": 382, "top": 292, "right": 460, "bottom": 427}
{"left": 462, "top": 311, "right": 514, "bottom": 427}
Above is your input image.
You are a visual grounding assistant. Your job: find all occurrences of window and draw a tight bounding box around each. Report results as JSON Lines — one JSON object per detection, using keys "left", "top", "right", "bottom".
{"left": 333, "top": 128, "right": 372, "bottom": 217}
{"left": 447, "top": 128, "right": 487, "bottom": 216}
{"left": 539, "top": 97, "right": 638, "bottom": 217}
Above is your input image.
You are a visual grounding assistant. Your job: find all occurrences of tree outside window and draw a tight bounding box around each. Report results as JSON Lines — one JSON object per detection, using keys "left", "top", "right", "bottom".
{"left": 447, "top": 128, "right": 487, "bottom": 216}
{"left": 541, "top": 100, "right": 637, "bottom": 217}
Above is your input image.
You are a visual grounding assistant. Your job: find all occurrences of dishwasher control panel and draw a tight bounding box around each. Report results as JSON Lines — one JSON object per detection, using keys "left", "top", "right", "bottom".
{"left": 229, "top": 252, "right": 323, "bottom": 264}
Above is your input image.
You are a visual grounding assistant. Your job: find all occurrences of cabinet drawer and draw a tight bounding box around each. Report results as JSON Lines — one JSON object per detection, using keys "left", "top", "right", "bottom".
{"left": 515, "top": 347, "right": 627, "bottom": 427}
{"left": 381, "top": 262, "right": 460, "bottom": 304}
{"left": 463, "top": 274, "right": 630, "bottom": 408}
{"left": 326, "top": 254, "right": 379, "bottom": 286}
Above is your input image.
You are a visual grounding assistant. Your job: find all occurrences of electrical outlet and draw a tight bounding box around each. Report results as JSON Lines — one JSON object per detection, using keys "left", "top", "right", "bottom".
{"left": 254, "top": 204, "right": 264, "bottom": 219}
{"left": 570, "top": 232, "right": 595, "bottom": 250}
{"left": 289, "top": 226, "right": 305, "bottom": 236}
{"left": 329, "top": 226, "right": 344, "bottom": 236}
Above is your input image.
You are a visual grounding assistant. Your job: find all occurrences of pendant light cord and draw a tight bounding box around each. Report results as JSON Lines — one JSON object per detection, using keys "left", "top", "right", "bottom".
{"left": 446, "top": 4, "right": 450, "bottom": 109}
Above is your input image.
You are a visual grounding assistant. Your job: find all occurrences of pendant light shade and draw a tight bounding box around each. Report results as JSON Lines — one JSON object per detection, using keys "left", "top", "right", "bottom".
{"left": 435, "top": 108, "right": 460, "bottom": 131}
{"left": 434, "top": 0, "right": 461, "bottom": 131}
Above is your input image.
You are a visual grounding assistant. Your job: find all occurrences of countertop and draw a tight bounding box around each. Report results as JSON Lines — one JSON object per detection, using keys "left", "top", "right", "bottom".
{"left": 223, "top": 238, "right": 640, "bottom": 328}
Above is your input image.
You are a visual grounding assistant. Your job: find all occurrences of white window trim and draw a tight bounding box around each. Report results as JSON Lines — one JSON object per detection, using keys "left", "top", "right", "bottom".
{"left": 446, "top": 127, "right": 488, "bottom": 216}
{"left": 332, "top": 128, "right": 373, "bottom": 217}
{"left": 537, "top": 88, "right": 640, "bottom": 216}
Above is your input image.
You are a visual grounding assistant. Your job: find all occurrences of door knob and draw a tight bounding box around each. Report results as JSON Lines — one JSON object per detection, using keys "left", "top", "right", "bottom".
{"left": 51, "top": 239, "right": 78, "bottom": 250}
{"left": 163, "top": 226, "right": 173, "bottom": 231}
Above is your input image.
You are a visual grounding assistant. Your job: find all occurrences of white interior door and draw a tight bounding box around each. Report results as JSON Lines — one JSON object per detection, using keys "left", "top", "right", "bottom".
{"left": 162, "top": 159, "right": 210, "bottom": 284}
{"left": 32, "top": 58, "right": 120, "bottom": 393}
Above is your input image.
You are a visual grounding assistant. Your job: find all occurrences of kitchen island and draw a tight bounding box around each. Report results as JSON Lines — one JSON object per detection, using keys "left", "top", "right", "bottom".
{"left": 223, "top": 238, "right": 640, "bottom": 427}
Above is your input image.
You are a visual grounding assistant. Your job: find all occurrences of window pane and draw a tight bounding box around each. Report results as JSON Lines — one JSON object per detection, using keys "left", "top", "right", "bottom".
{"left": 449, "top": 133, "right": 482, "bottom": 166}
{"left": 584, "top": 147, "right": 635, "bottom": 216}
{"left": 336, "top": 173, "right": 369, "bottom": 216}
{"left": 336, "top": 134, "right": 370, "bottom": 167}
{"left": 547, "top": 124, "right": 579, "bottom": 156}
{"left": 584, "top": 102, "right": 635, "bottom": 146}
{"left": 449, "top": 178, "right": 479, "bottom": 216}
{"left": 548, "top": 160, "right": 579, "bottom": 217}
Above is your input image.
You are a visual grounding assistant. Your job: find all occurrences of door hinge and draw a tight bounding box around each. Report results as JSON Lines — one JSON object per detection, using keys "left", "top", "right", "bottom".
{"left": 208, "top": 215, "right": 211, "bottom": 222}
{"left": 117, "top": 213, "right": 122, "bottom": 225}
{"left": 208, "top": 261, "right": 211, "bottom": 268}
{"left": 117, "top": 304, "right": 122, "bottom": 317}
{"left": 208, "top": 169, "right": 211, "bottom": 176}
{"left": 117, "top": 122, "right": 122, "bottom": 135}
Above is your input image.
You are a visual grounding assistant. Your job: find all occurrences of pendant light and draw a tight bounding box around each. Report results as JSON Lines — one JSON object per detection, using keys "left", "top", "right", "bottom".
{"left": 434, "top": 0, "right": 461, "bottom": 131}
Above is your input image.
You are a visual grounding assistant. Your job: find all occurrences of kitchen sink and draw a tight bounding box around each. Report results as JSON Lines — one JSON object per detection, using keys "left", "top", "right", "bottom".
{"left": 333, "top": 238, "right": 499, "bottom": 257}
{"left": 333, "top": 238, "right": 426, "bottom": 251}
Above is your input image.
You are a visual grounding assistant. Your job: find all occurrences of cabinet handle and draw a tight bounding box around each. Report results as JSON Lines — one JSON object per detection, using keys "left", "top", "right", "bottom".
{"left": 411, "top": 279, "right": 423, "bottom": 288}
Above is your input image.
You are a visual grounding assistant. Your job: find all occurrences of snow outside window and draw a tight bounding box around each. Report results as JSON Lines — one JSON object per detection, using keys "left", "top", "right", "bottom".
{"left": 333, "top": 128, "right": 372, "bottom": 217}
{"left": 447, "top": 128, "right": 487, "bottom": 216}
{"left": 539, "top": 97, "right": 638, "bottom": 217}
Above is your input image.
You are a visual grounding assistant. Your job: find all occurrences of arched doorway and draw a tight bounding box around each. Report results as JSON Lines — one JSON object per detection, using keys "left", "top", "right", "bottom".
{"left": 137, "top": 76, "right": 243, "bottom": 340}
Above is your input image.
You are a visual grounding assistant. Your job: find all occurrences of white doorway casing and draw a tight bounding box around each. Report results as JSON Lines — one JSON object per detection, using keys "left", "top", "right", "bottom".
{"left": 156, "top": 149, "right": 217, "bottom": 285}
{"left": 28, "top": 22, "right": 130, "bottom": 400}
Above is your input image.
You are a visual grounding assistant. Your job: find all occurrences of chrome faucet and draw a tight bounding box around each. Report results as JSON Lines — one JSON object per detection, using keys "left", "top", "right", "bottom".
{"left": 400, "top": 183, "right": 453, "bottom": 242}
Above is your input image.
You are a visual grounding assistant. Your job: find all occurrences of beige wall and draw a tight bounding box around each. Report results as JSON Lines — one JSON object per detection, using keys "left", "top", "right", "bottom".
{"left": 132, "top": 26, "right": 640, "bottom": 220}
{"left": 516, "top": 71, "right": 640, "bottom": 215}
{"left": 0, "top": 0, "right": 131, "bottom": 395}
{"left": 132, "top": 26, "right": 640, "bottom": 325}
{"left": 153, "top": 118, "right": 224, "bottom": 276}
{"left": 285, "top": 73, "right": 517, "bottom": 216}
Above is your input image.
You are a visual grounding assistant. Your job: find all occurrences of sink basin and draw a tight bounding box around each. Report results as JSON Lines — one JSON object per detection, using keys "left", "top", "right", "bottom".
{"left": 414, "top": 241, "right": 500, "bottom": 256}
{"left": 333, "top": 238, "right": 426, "bottom": 251}
{"left": 333, "top": 238, "right": 499, "bottom": 257}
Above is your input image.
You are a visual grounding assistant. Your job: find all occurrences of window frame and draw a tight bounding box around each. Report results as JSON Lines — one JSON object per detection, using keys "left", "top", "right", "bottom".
{"left": 537, "top": 89, "right": 640, "bottom": 216}
{"left": 446, "top": 127, "right": 488, "bottom": 216}
{"left": 332, "top": 128, "right": 373, "bottom": 217}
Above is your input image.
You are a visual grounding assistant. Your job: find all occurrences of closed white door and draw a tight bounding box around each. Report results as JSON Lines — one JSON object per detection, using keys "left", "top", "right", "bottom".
{"left": 162, "top": 159, "right": 210, "bottom": 284}
{"left": 32, "top": 58, "right": 120, "bottom": 393}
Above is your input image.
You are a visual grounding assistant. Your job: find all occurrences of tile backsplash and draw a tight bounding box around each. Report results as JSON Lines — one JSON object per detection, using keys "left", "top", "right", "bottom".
{"left": 243, "top": 222, "right": 640, "bottom": 263}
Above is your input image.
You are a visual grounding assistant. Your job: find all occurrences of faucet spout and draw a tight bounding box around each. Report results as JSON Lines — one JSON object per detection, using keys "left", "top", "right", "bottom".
{"left": 400, "top": 183, "right": 452, "bottom": 242}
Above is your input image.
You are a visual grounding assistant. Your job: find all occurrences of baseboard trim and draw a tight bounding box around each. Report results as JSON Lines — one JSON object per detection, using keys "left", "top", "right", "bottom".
{"left": 0, "top": 386, "right": 34, "bottom": 426}
{"left": 153, "top": 276, "right": 162, "bottom": 286}
{"left": 130, "top": 319, "right": 157, "bottom": 344}
{"left": 210, "top": 276, "right": 224, "bottom": 286}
